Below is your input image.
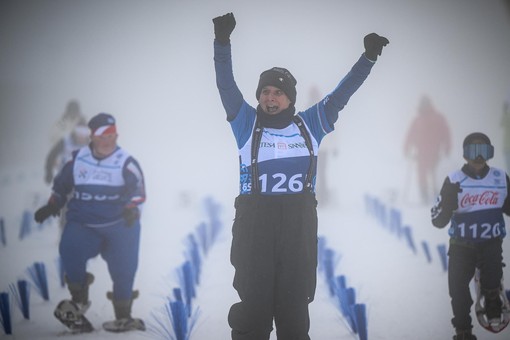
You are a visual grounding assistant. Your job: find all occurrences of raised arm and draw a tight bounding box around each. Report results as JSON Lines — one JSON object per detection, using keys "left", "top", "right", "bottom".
{"left": 324, "top": 33, "right": 389, "bottom": 125}
{"left": 301, "top": 33, "right": 389, "bottom": 140}
{"left": 213, "top": 12, "right": 244, "bottom": 120}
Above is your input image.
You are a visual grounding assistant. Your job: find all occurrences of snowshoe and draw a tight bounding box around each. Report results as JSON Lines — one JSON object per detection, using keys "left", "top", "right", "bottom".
{"left": 54, "top": 299, "right": 94, "bottom": 333}
{"left": 102, "top": 317, "right": 146, "bottom": 332}
{"left": 473, "top": 268, "right": 510, "bottom": 333}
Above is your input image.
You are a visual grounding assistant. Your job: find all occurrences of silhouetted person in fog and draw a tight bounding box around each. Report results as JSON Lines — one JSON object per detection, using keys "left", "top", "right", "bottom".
{"left": 213, "top": 11, "right": 388, "bottom": 340}
{"left": 404, "top": 95, "right": 451, "bottom": 204}
{"left": 45, "top": 123, "right": 90, "bottom": 185}
{"left": 50, "top": 100, "right": 87, "bottom": 144}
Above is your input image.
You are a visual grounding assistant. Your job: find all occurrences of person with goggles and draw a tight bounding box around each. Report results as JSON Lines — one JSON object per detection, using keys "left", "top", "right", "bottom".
{"left": 431, "top": 132, "right": 510, "bottom": 339}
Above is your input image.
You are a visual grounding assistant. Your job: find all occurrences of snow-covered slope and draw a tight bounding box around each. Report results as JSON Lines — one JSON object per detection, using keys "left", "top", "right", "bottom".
{"left": 1, "top": 167, "right": 510, "bottom": 340}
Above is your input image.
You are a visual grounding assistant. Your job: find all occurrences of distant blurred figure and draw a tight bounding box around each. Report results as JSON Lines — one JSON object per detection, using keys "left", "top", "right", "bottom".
{"left": 45, "top": 123, "right": 90, "bottom": 185}
{"left": 44, "top": 123, "right": 90, "bottom": 233}
{"left": 50, "top": 100, "right": 87, "bottom": 144}
{"left": 501, "top": 91, "right": 510, "bottom": 170}
{"left": 404, "top": 95, "right": 451, "bottom": 204}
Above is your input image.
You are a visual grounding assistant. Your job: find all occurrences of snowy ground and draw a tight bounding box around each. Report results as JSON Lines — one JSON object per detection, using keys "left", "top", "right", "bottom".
{"left": 1, "top": 1, "right": 510, "bottom": 339}
{"left": 1, "top": 167, "right": 510, "bottom": 340}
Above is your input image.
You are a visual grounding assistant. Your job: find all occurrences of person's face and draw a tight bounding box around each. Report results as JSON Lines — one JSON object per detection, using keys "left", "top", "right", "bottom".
{"left": 91, "top": 132, "right": 118, "bottom": 157}
{"left": 464, "top": 138, "right": 488, "bottom": 173}
{"left": 258, "top": 85, "right": 291, "bottom": 115}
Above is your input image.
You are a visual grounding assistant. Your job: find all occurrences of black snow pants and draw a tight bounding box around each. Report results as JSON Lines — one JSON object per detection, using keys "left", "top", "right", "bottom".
{"left": 228, "top": 192, "right": 318, "bottom": 340}
{"left": 448, "top": 238, "right": 503, "bottom": 330}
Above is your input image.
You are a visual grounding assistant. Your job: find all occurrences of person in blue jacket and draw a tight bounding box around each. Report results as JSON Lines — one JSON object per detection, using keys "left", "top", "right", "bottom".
{"left": 212, "top": 12, "right": 388, "bottom": 340}
{"left": 34, "top": 113, "right": 146, "bottom": 333}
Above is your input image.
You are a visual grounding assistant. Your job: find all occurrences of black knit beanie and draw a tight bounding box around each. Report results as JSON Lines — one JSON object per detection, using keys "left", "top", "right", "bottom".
{"left": 256, "top": 67, "right": 297, "bottom": 104}
{"left": 463, "top": 132, "right": 491, "bottom": 147}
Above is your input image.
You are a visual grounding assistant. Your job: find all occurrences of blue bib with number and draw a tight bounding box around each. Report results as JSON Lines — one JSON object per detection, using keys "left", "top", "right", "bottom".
{"left": 232, "top": 103, "right": 322, "bottom": 195}
{"left": 449, "top": 208, "right": 506, "bottom": 241}
{"left": 448, "top": 167, "right": 507, "bottom": 242}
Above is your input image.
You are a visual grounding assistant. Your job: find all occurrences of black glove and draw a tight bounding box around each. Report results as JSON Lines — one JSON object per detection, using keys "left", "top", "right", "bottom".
{"left": 34, "top": 203, "right": 60, "bottom": 223}
{"left": 123, "top": 207, "right": 140, "bottom": 227}
{"left": 440, "top": 181, "right": 462, "bottom": 212}
{"left": 213, "top": 12, "right": 236, "bottom": 44}
{"left": 364, "top": 33, "right": 389, "bottom": 61}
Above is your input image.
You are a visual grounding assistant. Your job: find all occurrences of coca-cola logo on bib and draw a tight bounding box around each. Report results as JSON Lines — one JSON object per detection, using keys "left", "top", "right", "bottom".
{"left": 460, "top": 191, "right": 499, "bottom": 208}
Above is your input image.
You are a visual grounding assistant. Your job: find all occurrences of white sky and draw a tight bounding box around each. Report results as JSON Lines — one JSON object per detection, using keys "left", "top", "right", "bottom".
{"left": 1, "top": 0, "right": 510, "bottom": 201}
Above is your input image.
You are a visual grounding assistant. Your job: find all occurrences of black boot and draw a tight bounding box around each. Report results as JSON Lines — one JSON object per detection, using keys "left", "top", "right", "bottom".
{"left": 113, "top": 299, "right": 133, "bottom": 320}
{"left": 483, "top": 288, "right": 502, "bottom": 322}
{"left": 66, "top": 272, "right": 94, "bottom": 311}
{"left": 54, "top": 273, "right": 95, "bottom": 333}
{"left": 453, "top": 328, "right": 477, "bottom": 340}
{"left": 102, "top": 294, "right": 145, "bottom": 332}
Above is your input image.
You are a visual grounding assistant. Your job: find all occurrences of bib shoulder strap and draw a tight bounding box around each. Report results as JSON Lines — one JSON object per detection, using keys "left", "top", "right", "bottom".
{"left": 249, "top": 116, "right": 316, "bottom": 194}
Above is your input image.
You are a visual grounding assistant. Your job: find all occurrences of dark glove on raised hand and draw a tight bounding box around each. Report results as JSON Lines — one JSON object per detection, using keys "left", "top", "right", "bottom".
{"left": 364, "top": 33, "right": 389, "bottom": 61}
{"left": 440, "top": 181, "right": 462, "bottom": 212}
{"left": 213, "top": 12, "right": 236, "bottom": 44}
{"left": 123, "top": 206, "right": 140, "bottom": 227}
{"left": 34, "top": 202, "right": 60, "bottom": 223}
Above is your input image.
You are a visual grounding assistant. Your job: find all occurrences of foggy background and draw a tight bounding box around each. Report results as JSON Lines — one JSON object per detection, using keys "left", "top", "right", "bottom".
{"left": 1, "top": 1, "right": 510, "bottom": 338}
{"left": 2, "top": 0, "right": 510, "bottom": 206}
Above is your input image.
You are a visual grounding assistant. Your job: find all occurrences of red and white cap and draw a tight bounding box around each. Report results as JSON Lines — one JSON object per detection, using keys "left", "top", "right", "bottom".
{"left": 88, "top": 113, "right": 117, "bottom": 136}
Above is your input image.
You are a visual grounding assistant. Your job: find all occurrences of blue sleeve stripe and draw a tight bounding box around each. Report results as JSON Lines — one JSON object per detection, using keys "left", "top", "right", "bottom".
{"left": 317, "top": 102, "right": 333, "bottom": 134}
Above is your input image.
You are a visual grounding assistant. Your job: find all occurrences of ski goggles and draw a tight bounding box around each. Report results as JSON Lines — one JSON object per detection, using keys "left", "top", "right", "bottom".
{"left": 463, "top": 143, "right": 494, "bottom": 160}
